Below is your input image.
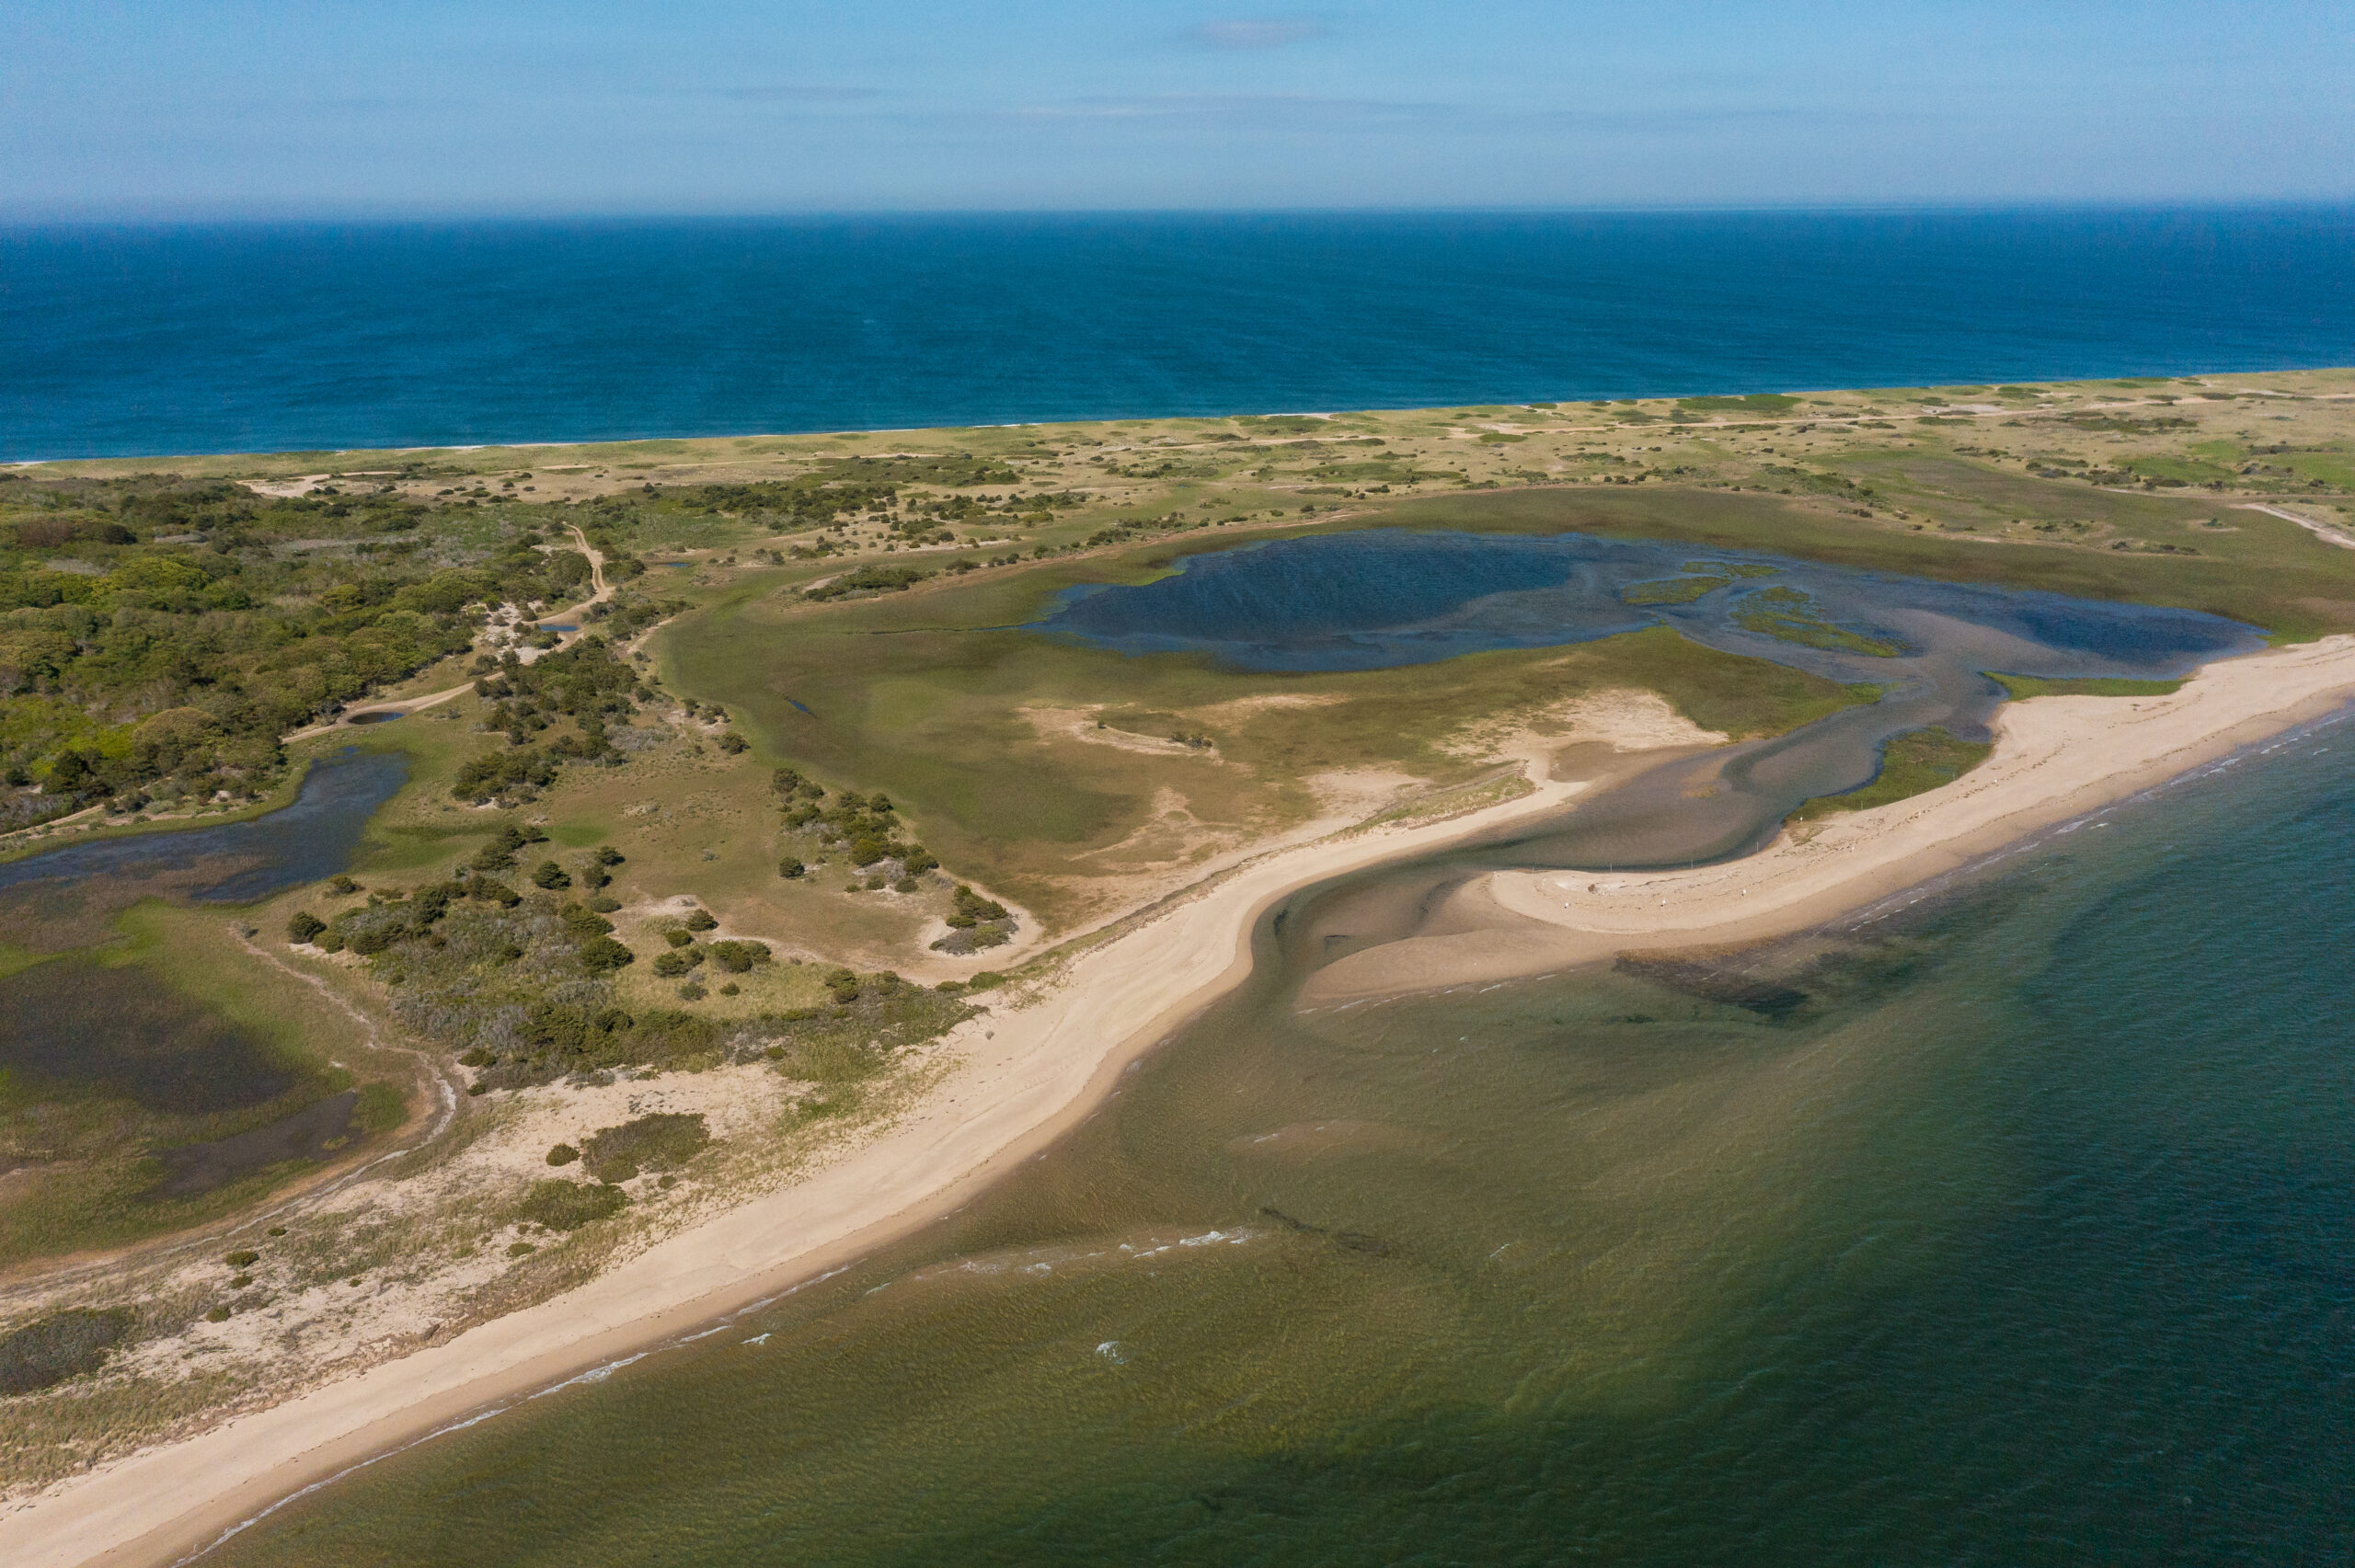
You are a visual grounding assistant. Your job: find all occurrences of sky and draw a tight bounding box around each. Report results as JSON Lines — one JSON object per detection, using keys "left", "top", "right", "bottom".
{"left": 5, "top": 1, "right": 2351, "bottom": 217}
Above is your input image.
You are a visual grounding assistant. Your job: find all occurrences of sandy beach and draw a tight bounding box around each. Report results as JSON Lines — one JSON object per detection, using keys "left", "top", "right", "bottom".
{"left": 1306, "top": 635, "right": 2355, "bottom": 1001}
{"left": 10, "top": 635, "right": 2355, "bottom": 1568}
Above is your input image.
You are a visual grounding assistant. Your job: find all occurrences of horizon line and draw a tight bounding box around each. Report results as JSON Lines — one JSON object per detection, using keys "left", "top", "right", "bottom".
{"left": 7, "top": 197, "right": 2355, "bottom": 231}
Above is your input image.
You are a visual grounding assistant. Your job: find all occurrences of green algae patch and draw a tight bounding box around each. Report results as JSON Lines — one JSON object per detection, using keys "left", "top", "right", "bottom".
{"left": 1734, "top": 587, "right": 1907, "bottom": 658}
{"left": 1621, "top": 575, "right": 1732, "bottom": 605}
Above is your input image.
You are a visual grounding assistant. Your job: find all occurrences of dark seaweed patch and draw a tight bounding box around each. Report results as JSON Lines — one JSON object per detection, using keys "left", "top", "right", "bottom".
{"left": 1613, "top": 955, "right": 1810, "bottom": 1018}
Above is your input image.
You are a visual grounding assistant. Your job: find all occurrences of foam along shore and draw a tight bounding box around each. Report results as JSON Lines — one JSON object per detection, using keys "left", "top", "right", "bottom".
{"left": 10, "top": 641, "right": 2355, "bottom": 1568}
{"left": 1303, "top": 635, "right": 2355, "bottom": 1005}
{"left": 0, "top": 742, "right": 1650, "bottom": 1568}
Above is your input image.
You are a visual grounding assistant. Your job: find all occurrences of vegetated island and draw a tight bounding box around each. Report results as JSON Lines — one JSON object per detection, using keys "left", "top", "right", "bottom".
{"left": 5, "top": 367, "right": 2355, "bottom": 1568}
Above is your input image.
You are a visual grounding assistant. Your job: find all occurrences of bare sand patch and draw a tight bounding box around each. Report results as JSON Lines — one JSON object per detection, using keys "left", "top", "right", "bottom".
{"left": 1189, "top": 692, "right": 1350, "bottom": 720}
{"left": 1022, "top": 705, "right": 1215, "bottom": 757}
{"left": 1446, "top": 684, "right": 1731, "bottom": 776}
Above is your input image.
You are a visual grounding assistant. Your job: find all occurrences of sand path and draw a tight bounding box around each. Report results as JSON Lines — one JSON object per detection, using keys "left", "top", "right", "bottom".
{"left": 9, "top": 637, "right": 2355, "bottom": 1568}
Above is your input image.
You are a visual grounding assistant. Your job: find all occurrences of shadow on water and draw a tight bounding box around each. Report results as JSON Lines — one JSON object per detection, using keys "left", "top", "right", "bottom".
{"left": 155, "top": 1091, "right": 360, "bottom": 1196}
{"left": 0, "top": 957, "right": 295, "bottom": 1116}
{"left": 1038, "top": 529, "right": 2261, "bottom": 868}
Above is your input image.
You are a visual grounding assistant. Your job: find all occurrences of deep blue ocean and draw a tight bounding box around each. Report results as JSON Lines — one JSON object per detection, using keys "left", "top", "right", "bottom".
{"left": 6, "top": 207, "right": 2354, "bottom": 460}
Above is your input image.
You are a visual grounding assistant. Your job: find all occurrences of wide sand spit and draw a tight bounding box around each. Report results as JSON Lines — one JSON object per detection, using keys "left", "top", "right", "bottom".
{"left": 11, "top": 634, "right": 2355, "bottom": 1568}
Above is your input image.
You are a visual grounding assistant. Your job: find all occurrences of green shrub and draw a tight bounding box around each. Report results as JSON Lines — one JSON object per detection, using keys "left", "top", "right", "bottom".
{"left": 684, "top": 910, "right": 718, "bottom": 932}
{"left": 224, "top": 1250, "right": 259, "bottom": 1268}
{"left": 468, "top": 876, "right": 521, "bottom": 907}
{"left": 546, "top": 1142, "right": 580, "bottom": 1166}
{"left": 707, "top": 939, "right": 771, "bottom": 974}
{"left": 778, "top": 857, "right": 804, "bottom": 879}
{"left": 531, "top": 860, "right": 570, "bottom": 889}
{"left": 205, "top": 1306, "right": 231, "bottom": 1322}
{"left": 513, "top": 1178, "right": 628, "bottom": 1232}
{"left": 286, "top": 910, "right": 326, "bottom": 944}
{"left": 581, "top": 1112, "right": 711, "bottom": 1183}
{"left": 577, "top": 935, "right": 634, "bottom": 972}
{"left": 663, "top": 928, "right": 695, "bottom": 948}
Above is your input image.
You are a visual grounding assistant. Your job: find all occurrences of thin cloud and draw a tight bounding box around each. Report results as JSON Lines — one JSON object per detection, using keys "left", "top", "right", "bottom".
{"left": 1187, "top": 18, "right": 1326, "bottom": 51}
{"left": 723, "top": 85, "right": 884, "bottom": 103}
{"left": 1015, "top": 94, "right": 1440, "bottom": 123}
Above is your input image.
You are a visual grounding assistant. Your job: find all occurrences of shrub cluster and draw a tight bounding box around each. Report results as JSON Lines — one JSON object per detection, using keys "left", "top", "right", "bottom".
{"left": 0, "top": 1307, "right": 136, "bottom": 1395}
{"left": 580, "top": 1112, "right": 710, "bottom": 1183}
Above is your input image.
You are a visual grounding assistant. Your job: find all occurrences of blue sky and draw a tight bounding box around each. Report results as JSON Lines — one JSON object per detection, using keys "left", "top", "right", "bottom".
{"left": 6, "top": 1, "right": 2350, "bottom": 215}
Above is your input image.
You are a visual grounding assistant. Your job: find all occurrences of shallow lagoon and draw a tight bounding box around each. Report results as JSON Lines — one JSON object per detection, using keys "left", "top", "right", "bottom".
{"left": 1040, "top": 530, "right": 2262, "bottom": 864}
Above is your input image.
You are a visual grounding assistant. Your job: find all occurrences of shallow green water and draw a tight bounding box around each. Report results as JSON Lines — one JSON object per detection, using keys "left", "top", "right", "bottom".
{"left": 214, "top": 716, "right": 2355, "bottom": 1566}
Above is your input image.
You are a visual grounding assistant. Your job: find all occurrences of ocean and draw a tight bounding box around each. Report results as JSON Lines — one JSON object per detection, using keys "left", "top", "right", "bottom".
{"left": 208, "top": 706, "right": 2355, "bottom": 1567}
{"left": 6, "top": 207, "right": 2355, "bottom": 461}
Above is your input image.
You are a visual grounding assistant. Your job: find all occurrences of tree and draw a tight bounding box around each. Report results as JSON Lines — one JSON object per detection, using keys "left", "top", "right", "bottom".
{"left": 777, "top": 857, "right": 804, "bottom": 879}
{"left": 577, "top": 935, "right": 634, "bottom": 972}
{"left": 531, "top": 860, "right": 570, "bottom": 889}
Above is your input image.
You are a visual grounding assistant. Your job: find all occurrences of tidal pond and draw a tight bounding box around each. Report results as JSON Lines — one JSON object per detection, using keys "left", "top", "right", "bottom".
{"left": 1040, "top": 530, "right": 2260, "bottom": 864}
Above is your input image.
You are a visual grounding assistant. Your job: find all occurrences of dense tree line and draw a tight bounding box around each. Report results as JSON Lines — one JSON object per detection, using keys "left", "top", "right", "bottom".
{"left": 0, "top": 475, "right": 609, "bottom": 826}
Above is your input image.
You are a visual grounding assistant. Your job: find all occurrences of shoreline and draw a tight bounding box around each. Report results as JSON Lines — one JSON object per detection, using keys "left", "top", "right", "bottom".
{"left": 11, "top": 636, "right": 2355, "bottom": 1568}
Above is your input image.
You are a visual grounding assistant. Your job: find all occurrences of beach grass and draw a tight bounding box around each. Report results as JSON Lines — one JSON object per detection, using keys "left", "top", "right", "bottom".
{"left": 1986, "top": 672, "right": 2187, "bottom": 700}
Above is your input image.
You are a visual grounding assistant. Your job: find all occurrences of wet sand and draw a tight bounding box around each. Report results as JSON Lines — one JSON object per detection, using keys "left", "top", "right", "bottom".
{"left": 9, "top": 635, "right": 2355, "bottom": 1568}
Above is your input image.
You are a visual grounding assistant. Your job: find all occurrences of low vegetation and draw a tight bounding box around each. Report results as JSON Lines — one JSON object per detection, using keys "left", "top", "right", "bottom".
{"left": 1789, "top": 727, "right": 1995, "bottom": 821}
{"left": 1986, "top": 672, "right": 2186, "bottom": 700}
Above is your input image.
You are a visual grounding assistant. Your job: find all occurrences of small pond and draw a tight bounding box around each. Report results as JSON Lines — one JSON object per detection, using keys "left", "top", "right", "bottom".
{"left": 0, "top": 748, "right": 409, "bottom": 906}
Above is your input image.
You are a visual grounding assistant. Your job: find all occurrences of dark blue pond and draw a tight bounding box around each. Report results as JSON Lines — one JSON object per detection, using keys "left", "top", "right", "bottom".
{"left": 0, "top": 749, "right": 409, "bottom": 905}
{"left": 1035, "top": 529, "right": 2264, "bottom": 866}
{"left": 1035, "top": 529, "right": 2255, "bottom": 677}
